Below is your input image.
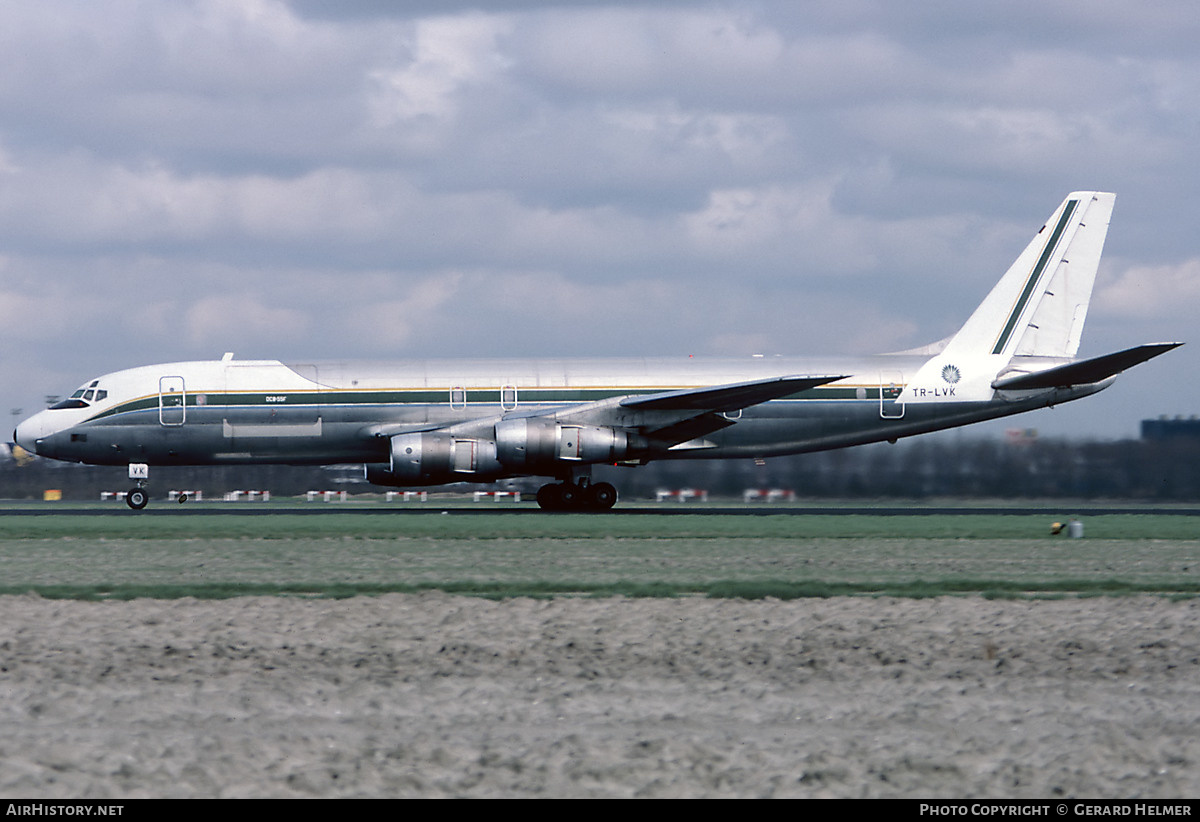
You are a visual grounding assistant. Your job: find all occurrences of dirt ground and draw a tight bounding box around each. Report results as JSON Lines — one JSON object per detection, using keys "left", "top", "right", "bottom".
{"left": 0, "top": 593, "right": 1196, "bottom": 798}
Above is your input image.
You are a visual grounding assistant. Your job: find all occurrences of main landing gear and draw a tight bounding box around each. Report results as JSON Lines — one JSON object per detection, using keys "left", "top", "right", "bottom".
{"left": 535, "top": 479, "right": 618, "bottom": 511}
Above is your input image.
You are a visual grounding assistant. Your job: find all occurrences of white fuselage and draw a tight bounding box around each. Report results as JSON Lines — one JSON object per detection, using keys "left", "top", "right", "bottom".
{"left": 15, "top": 353, "right": 1103, "bottom": 476}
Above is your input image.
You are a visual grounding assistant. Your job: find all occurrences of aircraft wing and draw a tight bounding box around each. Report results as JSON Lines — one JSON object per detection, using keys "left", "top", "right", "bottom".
{"left": 619, "top": 374, "right": 849, "bottom": 412}
{"left": 615, "top": 374, "right": 850, "bottom": 449}
{"left": 992, "top": 343, "right": 1182, "bottom": 391}
{"left": 365, "top": 374, "right": 849, "bottom": 450}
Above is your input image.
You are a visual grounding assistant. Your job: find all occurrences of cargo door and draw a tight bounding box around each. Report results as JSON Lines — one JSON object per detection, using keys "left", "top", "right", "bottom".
{"left": 159, "top": 376, "right": 186, "bottom": 426}
{"left": 879, "top": 371, "right": 905, "bottom": 419}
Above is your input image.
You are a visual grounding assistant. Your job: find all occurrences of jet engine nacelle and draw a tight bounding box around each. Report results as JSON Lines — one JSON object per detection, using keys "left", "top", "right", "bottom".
{"left": 494, "top": 418, "right": 636, "bottom": 469}
{"left": 366, "top": 431, "right": 505, "bottom": 486}
{"left": 365, "top": 422, "right": 642, "bottom": 487}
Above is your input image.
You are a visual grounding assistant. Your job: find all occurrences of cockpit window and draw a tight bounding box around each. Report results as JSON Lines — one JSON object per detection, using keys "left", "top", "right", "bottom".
{"left": 49, "top": 381, "right": 105, "bottom": 410}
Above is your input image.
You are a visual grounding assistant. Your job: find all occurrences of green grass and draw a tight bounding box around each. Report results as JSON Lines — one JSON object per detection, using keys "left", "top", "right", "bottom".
{"left": 1, "top": 507, "right": 1197, "bottom": 539}
{"left": 0, "top": 504, "right": 1197, "bottom": 600}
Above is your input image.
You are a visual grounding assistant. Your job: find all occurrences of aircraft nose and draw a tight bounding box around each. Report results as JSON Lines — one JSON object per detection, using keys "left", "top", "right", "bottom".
{"left": 14, "top": 413, "right": 49, "bottom": 454}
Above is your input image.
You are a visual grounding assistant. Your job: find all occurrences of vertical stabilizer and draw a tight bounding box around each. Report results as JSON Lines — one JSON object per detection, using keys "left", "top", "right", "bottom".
{"left": 1012, "top": 193, "right": 1113, "bottom": 358}
{"left": 904, "top": 192, "right": 1115, "bottom": 402}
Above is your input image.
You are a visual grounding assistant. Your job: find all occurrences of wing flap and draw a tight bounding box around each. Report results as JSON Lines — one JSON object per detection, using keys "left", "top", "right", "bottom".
{"left": 641, "top": 412, "right": 735, "bottom": 448}
{"left": 992, "top": 343, "right": 1182, "bottom": 390}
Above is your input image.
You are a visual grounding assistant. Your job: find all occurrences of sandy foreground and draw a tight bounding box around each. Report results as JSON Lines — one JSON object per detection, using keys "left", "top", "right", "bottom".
{"left": 0, "top": 593, "right": 1197, "bottom": 799}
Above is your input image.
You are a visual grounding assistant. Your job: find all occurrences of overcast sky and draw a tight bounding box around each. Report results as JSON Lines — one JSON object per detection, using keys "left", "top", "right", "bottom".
{"left": 2, "top": 0, "right": 1197, "bottom": 440}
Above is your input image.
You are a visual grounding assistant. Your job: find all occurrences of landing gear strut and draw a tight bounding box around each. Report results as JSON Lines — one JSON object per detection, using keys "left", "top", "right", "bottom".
{"left": 126, "top": 463, "right": 149, "bottom": 510}
{"left": 536, "top": 479, "right": 618, "bottom": 511}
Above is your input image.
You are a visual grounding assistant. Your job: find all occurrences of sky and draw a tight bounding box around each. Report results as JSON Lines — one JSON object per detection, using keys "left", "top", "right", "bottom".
{"left": 2, "top": 0, "right": 1197, "bottom": 441}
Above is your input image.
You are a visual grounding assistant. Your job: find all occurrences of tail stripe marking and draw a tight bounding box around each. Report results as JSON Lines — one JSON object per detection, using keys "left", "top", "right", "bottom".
{"left": 991, "top": 198, "right": 1078, "bottom": 355}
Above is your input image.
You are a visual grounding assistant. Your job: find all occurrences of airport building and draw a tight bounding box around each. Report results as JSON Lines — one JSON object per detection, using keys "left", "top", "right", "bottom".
{"left": 1141, "top": 416, "right": 1200, "bottom": 441}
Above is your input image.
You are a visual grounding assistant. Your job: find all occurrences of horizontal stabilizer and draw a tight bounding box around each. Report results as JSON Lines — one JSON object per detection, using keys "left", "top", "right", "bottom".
{"left": 621, "top": 374, "right": 848, "bottom": 412}
{"left": 992, "top": 343, "right": 1182, "bottom": 390}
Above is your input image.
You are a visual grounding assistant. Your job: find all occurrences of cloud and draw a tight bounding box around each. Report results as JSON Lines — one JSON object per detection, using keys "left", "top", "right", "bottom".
{"left": 366, "top": 14, "right": 514, "bottom": 152}
{"left": 346, "top": 271, "right": 465, "bottom": 349}
{"left": 1095, "top": 258, "right": 1200, "bottom": 321}
{"left": 0, "top": 288, "right": 72, "bottom": 342}
{"left": 183, "top": 295, "right": 312, "bottom": 348}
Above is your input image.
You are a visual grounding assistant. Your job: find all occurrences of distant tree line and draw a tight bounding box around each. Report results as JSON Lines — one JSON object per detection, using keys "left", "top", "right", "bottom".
{"left": 604, "top": 437, "right": 1200, "bottom": 500}
{"left": 4, "top": 435, "right": 1200, "bottom": 501}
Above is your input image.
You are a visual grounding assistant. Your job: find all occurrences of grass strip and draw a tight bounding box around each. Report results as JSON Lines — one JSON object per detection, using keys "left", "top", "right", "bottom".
{"left": 1, "top": 512, "right": 1197, "bottom": 540}
{"left": 4, "top": 578, "right": 1199, "bottom": 602}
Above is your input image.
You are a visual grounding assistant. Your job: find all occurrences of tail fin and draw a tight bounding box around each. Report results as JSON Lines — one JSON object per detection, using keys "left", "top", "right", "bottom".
{"left": 905, "top": 192, "right": 1116, "bottom": 402}
{"left": 950, "top": 191, "right": 1114, "bottom": 359}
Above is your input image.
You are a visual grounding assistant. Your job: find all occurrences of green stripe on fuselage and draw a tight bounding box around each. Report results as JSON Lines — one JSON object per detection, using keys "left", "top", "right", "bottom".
{"left": 84, "top": 384, "right": 885, "bottom": 423}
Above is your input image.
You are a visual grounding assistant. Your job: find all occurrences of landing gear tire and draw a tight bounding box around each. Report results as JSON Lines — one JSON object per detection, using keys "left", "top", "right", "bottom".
{"left": 536, "top": 483, "right": 563, "bottom": 510}
{"left": 126, "top": 488, "right": 149, "bottom": 510}
{"left": 557, "top": 483, "right": 580, "bottom": 508}
{"left": 587, "top": 482, "right": 617, "bottom": 510}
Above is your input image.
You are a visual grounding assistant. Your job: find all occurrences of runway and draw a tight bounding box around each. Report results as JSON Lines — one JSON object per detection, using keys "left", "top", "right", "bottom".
{"left": 3, "top": 503, "right": 1199, "bottom": 517}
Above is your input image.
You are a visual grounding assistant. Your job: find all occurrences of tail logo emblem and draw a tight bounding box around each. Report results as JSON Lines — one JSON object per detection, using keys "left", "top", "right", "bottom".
{"left": 941, "top": 364, "right": 962, "bottom": 384}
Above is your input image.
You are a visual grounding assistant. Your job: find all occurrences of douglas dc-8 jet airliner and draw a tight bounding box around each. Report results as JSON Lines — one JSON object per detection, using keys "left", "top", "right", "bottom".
{"left": 15, "top": 192, "right": 1181, "bottom": 510}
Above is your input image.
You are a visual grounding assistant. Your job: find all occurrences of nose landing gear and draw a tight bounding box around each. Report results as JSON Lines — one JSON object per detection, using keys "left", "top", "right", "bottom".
{"left": 126, "top": 463, "right": 149, "bottom": 510}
